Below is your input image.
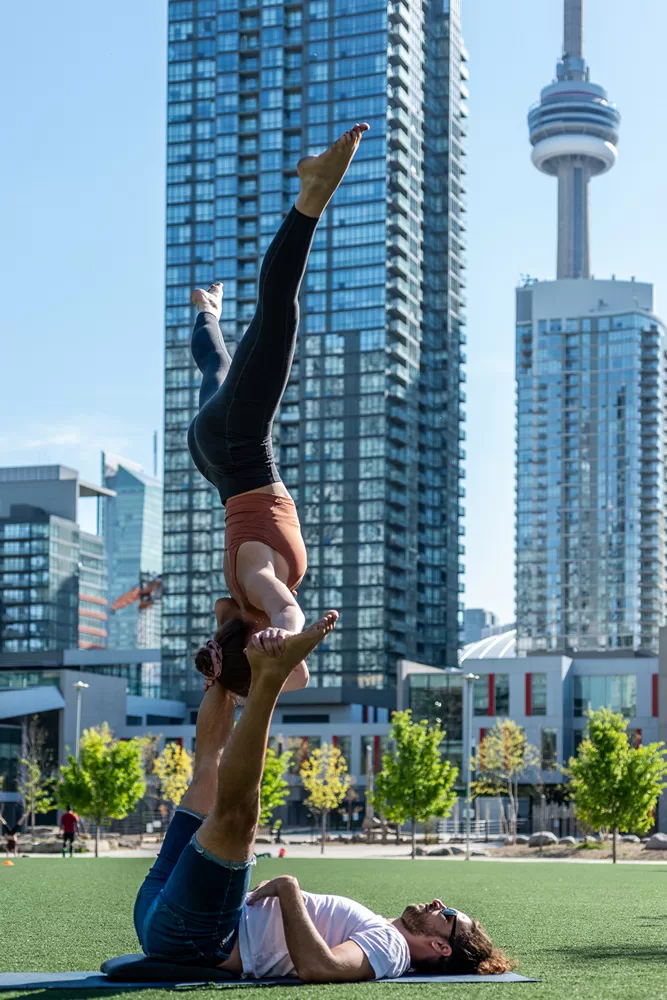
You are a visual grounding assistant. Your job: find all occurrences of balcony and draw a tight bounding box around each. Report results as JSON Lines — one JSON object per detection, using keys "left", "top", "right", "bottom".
{"left": 387, "top": 275, "right": 409, "bottom": 299}
{"left": 388, "top": 64, "right": 410, "bottom": 90}
{"left": 389, "top": 0, "right": 409, "bottom": 29}
{"left": 388, "top": 128, "right": 410, "bottom": 154}
{"left": 389, "top": 44, "right": 409, "bottom": 71}
{"left": 389, "top": 21, "right": 410, "bottom": 46}
{"left": 387, "top": 231, "right": 410, "bottom": 260}
{"left": 387, "top": 253, "right": 409, "bottom": 279}
{"left": 388, "top": 86, "right": 409, "bottom": 113}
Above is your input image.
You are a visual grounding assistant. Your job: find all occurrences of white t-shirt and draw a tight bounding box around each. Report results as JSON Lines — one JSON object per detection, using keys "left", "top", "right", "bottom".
{"left": 237, "top": 891, "right": 411, "bottom": 981}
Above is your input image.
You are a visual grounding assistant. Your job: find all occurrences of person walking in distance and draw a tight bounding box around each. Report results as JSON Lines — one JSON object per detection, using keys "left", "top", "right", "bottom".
{"left": 60, "top": 805, "right": 79, "bottom": 858}
{"left": 1, "top": 810, "right": 26, "bottom": 859}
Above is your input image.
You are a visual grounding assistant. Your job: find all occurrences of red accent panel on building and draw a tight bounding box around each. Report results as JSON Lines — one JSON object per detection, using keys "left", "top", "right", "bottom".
{"left": 79, "top": 593, "right": 109, "bottom": 606}
{"left": 479, "top": 728, "right": 487, "bottom": 745}
{"left": 488, "top": 674, "right": 495, "bottom": 716}
{"left": 374, "top": 734, "right": 381, "bottom": 773}
{"left": 525, "top": 673, "right": 532, "bottom": 716}
{"left": 332, "top": 735, "right": 338, "bottom": 747}
{"left": 653, "top": 674, "right": 659, "bottom": 717}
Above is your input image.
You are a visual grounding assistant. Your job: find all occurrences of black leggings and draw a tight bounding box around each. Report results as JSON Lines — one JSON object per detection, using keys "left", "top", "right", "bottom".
{"left": 187, "top": 207, "right": 318, "bottom": 504}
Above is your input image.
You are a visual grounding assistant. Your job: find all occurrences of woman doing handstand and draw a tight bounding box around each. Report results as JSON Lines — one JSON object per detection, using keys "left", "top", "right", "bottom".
{"left": 188, "top": 122, "right": 369, "bottom": 698}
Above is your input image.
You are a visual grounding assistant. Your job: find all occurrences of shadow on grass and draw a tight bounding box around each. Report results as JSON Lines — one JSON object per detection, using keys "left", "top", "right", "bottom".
{"left": 548, "top": 944, "right": 667, "bottom": 964}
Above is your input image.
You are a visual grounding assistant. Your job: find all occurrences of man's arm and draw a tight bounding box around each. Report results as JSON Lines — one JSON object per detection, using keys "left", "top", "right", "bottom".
{"left": 248, "top": 877, "right": 375, "bottom": 983}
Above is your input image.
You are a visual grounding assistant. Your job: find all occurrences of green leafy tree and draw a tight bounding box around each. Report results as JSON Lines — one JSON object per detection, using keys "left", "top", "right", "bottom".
{"left": 153, "top": 742, "right": 193, "bottom": 820}
{"left": 372, "top": 710, "right": 458, "bottom": 859}
{"left": 567, "top": 708, "right": 667, "bottom": 863}
{"left": 473, "top": 720, "right": 540, "bottom": 843}
{"left": 18, "top": 760, "right": 56, "bottom": 829}
{"left": 57, "top": 723, "right": 146, "bottom": 857}
{"left": 19, "top": 715, "right": 56, "bottom": 829}
{"left": 300, "top": 743, "right": 350, "bottom": 854}
{"left": 260, "top": 747, "right": 292, "bottom": 827}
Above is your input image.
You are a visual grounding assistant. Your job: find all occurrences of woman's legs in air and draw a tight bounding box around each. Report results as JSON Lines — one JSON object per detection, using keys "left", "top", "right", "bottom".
{"left": 188, "top": 123, "right": 369, "bottom": 483}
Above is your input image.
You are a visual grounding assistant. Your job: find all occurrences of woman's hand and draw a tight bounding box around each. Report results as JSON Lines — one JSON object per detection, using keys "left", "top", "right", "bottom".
{"left": 249, "top": 626, "right": 292, "bottom": 658}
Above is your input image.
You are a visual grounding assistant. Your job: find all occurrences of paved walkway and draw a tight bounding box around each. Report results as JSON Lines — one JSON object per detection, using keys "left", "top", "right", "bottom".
{"left": 18, "top": 842, "right": 667, "bottom": 863}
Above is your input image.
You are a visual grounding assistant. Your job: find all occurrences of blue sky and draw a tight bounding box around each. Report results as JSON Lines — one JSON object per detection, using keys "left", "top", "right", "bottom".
{"left": 1, "top": 0, "right": 666, "bottom": 623}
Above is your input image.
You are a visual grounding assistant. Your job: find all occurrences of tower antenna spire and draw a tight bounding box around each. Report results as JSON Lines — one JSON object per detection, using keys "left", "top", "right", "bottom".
{"left": 528, "top": 0, "right": 620, "bottom": 278}
{"left": 563, "top": 0, "right": 584, "bottom": 66}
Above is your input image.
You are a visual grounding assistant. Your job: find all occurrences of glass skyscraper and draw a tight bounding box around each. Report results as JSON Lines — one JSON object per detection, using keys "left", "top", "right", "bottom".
{"left": 162, "top": 0, "right": 467, "bottom": 698}
{"left": 0, "top": 466, "right": 110, "bottom": 652}
{"left": 101, "top": 454, "right": 163, "bottom": 648}
{"left": 515, "top": 279, "right": 667, "bottom": 656}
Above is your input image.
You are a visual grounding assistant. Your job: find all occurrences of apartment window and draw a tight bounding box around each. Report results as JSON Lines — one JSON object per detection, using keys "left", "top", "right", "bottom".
{"left": 525, "top": 673, "right": 547, "bottom": 716}
{"left": 473, "top": 674, "right": 509, "bottom": 716}
{"left": 360, "top": 735, "right": 388, "bottom": 774}
{"left": 541, "top": 728, "right": 558, "bottom": 770}
{"left": 573, "top": 675, "right": 637, "bottom": 717}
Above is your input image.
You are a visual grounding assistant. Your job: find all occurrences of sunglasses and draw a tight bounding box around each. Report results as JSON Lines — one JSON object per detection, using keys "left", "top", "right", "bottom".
{"left": 440, "top": 907, "right": 459, "bottom": 950}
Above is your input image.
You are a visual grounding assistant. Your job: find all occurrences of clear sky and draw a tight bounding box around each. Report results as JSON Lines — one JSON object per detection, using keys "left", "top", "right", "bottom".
{"left": 1, "top": 1, "right": 666, "bottom": 624}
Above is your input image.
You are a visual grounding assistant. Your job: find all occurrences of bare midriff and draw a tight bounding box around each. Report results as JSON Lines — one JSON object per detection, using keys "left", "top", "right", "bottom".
{"left": 223, "top": 490, "right": 307, "bottom": 616}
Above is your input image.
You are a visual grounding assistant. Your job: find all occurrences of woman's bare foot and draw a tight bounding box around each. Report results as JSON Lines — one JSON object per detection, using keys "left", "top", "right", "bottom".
{"left": 245, "top": 611, "right": 339, "bottom": 685}
{"left": 295, "top": 123, "right": 370, "bottom": 218}
{"left": 191, "top": 281, "right": 223, "bottom": 320}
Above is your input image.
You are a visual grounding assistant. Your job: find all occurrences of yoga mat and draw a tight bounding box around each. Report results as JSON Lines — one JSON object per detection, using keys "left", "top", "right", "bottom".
{"left": 0, "top": 970, "right": 538, "bottom": 990}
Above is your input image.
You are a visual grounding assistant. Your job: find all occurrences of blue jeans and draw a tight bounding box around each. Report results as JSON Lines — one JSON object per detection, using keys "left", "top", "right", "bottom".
{"left": 134, "top": 808, "right": 255, "bottom": 967}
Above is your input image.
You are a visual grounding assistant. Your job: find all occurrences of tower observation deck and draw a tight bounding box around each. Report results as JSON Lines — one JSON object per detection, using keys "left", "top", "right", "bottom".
{"left": 528, "top": 0, "right": 620, "bottom": 279}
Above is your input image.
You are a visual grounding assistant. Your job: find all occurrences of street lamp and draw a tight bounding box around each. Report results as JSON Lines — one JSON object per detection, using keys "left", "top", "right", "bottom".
{"left": 462, "top": 672, "right": 479, "bottom": 862}
{"left": 73, "top": 681, "right": 89, "bottom": 761}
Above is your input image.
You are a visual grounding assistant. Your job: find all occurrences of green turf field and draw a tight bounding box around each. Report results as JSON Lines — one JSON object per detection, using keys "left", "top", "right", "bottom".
{"left": 1, "top": 857, "right": 666, "bottom": 1000}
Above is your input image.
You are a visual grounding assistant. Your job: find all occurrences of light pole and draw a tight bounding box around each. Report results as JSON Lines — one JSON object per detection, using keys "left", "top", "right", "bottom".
{"left": 73, "top": 681, "right": 89, "bottom": 761}
{"left": 463, "top": 672, "right": 479, "bottom": 861}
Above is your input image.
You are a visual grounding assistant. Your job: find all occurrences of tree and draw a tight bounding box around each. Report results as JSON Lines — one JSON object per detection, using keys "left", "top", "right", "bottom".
{"left": 300, "top": 743, "right": 350, "bottom": 855}
{"left": 473, "top": 720, "right": 540, "bottom": 843}
{"left": 260, "top": 747, "right": 292, "bottom": 827}
{"left": 567, "top": 708, "right": 667, "bottom": 863}
{"left": 18, "top": 760, "right": 56, "bottom": 829}
{"left": 372, "top": 710, "right": 458, "bottom": 859}
{"left": 153, "top": 742, "right": 193, "bottom": 818}
{"left": 19, "top": 716, "right": 56, "bottom": 829}
{"left": 57, "top": 723, "right": 146, "bottom": 857}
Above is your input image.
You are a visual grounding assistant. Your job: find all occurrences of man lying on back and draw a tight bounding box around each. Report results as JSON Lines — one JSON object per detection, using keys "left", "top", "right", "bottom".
{"left": 133, "top": 616, "right": 512, "bottom": 981}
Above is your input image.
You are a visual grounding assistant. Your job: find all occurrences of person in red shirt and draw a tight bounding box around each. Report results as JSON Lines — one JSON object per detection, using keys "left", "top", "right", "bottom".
{"left": 60, "top": 805, "right": 79, "bottom": 858}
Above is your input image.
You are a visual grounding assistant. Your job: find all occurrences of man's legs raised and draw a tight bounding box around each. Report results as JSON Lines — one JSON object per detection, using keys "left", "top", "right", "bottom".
{"left": 196, "top": 612, "right": 338, "bottom": 863}
{"left": 179, "top": 682, "right": 235, "bottom": 818}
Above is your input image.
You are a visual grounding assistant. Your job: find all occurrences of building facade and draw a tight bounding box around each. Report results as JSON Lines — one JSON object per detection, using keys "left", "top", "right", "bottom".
{"left": 101, "top": 454, "right": 163, "bottom": 648}
{"left": 516, "top": 280, "right": 667, "bottom": 656}
{"left": 0, "top": 466, "right": 112, "bottom": 654}
{"left": 462, "top": 607, "right": 498, "bottom": 645}
{"left": 162, "top": 0, "right": 468, "bottom": 698}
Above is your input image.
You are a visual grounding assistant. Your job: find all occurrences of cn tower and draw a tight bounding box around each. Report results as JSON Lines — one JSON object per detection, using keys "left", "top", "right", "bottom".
{"left": 528, "top": 0, "right": 621, "bottom": 279}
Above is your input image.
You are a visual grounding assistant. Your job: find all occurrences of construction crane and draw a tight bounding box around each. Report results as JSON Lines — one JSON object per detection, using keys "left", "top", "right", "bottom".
{"left": 111, "top": 575, "right": 162, "bottom": 647}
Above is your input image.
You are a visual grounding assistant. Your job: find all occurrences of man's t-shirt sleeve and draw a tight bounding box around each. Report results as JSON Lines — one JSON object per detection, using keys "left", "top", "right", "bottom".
{"left": 349, "top": 925, "right": 411, "bottom": 980}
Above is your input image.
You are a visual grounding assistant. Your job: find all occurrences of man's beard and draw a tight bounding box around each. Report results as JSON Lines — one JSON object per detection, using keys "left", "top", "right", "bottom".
{"left": 401, "top": 904, "right": 433, "bottom": 935}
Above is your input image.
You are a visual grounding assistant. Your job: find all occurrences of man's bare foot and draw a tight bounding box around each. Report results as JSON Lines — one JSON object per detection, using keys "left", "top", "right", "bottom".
{"left": 295, "top": 123, "right": 370, "bottom": 218}
{"left": 191, "top": 282, "right": 223, "bottom": 320}
{"left": 246, "top": 611, "right": 339, "bottom": 684}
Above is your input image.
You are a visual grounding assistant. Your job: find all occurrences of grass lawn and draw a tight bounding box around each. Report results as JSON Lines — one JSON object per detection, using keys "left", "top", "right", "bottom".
{"left": 2, "top": 857, "right": 667, "bottom": 1000}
